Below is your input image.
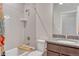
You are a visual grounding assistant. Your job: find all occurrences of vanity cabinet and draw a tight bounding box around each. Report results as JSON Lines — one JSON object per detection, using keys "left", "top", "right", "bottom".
{"left": 47, "top": 42, "right": 79, "bottom": 56}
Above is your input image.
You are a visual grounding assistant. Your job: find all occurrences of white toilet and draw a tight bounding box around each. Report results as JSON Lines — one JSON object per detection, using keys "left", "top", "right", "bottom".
{"left": 27, "top": 40, "right": 46, "bottom": 56}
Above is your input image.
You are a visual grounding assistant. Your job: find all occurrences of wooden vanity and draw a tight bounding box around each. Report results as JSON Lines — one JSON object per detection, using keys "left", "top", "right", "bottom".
{"left": 47, "top": 41, "right": 79, "bottom": 56}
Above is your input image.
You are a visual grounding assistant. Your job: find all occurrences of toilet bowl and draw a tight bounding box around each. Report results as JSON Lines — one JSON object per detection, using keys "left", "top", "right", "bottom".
{"left": 27, "top": 40, "right": 46, "bottom": 56}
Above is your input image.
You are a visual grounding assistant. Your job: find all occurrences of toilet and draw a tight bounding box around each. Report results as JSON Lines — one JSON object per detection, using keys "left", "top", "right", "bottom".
{"left": 27, "top": 40, "right": 46, "bottom": 56}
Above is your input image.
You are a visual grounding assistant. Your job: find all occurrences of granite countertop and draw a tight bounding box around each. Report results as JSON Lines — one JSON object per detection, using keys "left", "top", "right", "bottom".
{"left": 46, "top": 39, "right": 79, "bottom": 48}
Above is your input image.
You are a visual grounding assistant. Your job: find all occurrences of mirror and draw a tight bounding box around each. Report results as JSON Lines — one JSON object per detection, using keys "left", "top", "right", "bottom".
{"left": 53, "top": 3, "right": 79, "bottom": 35}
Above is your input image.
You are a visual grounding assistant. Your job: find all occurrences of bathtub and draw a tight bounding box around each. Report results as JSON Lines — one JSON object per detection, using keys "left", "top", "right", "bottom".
{"left": 5, "top": 48, "right": 31, "bottom": 56}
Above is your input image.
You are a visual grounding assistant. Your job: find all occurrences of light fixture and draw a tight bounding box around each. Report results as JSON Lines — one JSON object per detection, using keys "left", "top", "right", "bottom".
{"left": 20, "top": 9, "right": 29, "bottom": 28}
{"left": 59, "top": 2, "right": 63, "bottom": 5}
{"left": 20, "top": 17, "right": 28, "bottom": 28}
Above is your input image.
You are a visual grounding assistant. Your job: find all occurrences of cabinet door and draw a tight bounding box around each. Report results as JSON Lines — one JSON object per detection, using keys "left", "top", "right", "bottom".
{"left": 47, "top": 43, "right": 60, "bottom": 52}
{"left": 47, "top": 50, "right": 59, "bottom": 56}
{"left": 60, "top": 46, "right": 79, "bottom": 56}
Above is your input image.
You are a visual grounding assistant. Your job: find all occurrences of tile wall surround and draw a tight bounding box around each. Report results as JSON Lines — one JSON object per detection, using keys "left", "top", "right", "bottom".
{"left": 52, "top": 34, "right": 79, "bottom": 40}
{"left": 53, "top": 34, "right": 66, "bottom": 38}
{"left": 67, "top": 35, "right": 79, "bottom": 40}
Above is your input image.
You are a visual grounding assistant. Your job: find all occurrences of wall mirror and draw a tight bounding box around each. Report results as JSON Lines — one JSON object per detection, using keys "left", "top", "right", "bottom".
{"left": 53, "top": 3, "right": 79, "bottom": 35}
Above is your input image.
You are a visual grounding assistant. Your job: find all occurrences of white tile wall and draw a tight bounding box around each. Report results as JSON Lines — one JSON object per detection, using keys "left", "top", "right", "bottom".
{"left": 3, "top": 3, "right": 25, "bottom": 50}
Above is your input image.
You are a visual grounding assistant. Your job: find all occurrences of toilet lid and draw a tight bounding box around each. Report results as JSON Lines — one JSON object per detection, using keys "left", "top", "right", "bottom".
{"left": 27, "top": 50, "right": 43, "bottom": 56}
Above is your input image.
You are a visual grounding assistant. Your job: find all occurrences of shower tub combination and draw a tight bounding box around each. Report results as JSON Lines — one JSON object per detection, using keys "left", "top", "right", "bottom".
{"left": 5, "top": 40, "right": 46, "bottom": 56}
{"left": 5, "top": 48, "right": 33, "bottom": 56}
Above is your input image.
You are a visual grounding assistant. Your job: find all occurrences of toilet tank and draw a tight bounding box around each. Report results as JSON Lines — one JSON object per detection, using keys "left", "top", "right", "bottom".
{"left": 37, "top": 40, "right": 46, "bottom": 52}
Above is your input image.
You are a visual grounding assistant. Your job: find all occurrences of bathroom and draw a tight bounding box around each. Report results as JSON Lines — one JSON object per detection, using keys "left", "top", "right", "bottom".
{"left": 0, "top": 3, "right": 79, "bottom": 56}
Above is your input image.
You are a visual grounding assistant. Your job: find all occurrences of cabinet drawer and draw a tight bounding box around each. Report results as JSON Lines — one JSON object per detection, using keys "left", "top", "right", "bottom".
{"left": 47, "top": 43, "right": 60, "bottom": 53}
{"left": 47, "top": 50, "right": 59, "bottom": 56}
{"left": 60, "top": 46, "right": 79, "bottom": 56}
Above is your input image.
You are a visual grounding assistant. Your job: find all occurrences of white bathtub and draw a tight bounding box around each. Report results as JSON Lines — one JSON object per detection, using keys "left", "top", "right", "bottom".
{"left": 5, "top": 48, "right": 31, "bottom": 56}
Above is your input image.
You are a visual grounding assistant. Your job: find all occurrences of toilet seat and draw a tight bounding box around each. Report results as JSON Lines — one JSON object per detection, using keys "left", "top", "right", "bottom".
{"left": 27, "top": 50, "right": 43, "bottom": 56}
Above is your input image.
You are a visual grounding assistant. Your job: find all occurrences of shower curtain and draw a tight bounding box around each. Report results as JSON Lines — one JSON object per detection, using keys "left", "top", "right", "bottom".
{"left": 0, "top": 3, "right": 5, "bottom": 56}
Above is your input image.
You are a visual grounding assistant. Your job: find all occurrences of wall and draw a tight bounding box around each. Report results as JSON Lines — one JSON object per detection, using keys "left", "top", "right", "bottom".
{"left": 36, "top": 3, "right": 53, "bottom": 40}
{"left": 3, "top": 3, "right": 25, "bottom": 50}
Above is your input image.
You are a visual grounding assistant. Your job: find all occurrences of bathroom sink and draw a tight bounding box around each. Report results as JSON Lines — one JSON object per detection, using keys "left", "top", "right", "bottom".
{"left": 57, "top": 40, "right": 76, "bottom": 44}
{"left": 54, "top": 39, "right": 78, "bottom": 44}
